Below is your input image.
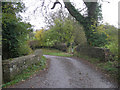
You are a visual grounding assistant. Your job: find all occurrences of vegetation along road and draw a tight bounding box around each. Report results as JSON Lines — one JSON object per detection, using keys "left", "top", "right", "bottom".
{"left": 10, "top": 55, "right": 117, "bottom": 88}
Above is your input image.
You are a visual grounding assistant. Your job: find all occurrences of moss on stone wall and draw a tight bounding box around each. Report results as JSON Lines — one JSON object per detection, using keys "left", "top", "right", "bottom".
{"left": 75, "top": 45, "right": 114, "bottom": 61}
{"left": 2, "top": 49, "right": 43, "bottom": 83}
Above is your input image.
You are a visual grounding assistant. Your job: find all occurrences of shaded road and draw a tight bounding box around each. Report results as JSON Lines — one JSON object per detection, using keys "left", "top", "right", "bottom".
{"left": 11, "top": 55, "right": 117, "bottom": 88}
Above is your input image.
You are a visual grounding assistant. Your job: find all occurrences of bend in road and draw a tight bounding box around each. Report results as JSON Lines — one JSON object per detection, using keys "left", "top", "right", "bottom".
{"left": 11, "top": 55, "right": 117, "bottom": 88}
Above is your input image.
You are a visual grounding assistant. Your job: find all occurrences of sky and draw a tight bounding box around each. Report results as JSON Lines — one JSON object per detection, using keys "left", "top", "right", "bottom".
{"left": 20, "top": 0, "right": 120, "bottom": 30}
{"left": 101, "top": 0, "right": 119, "bottom": 28}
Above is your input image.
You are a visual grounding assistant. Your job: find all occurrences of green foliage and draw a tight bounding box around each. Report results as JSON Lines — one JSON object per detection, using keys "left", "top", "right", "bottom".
{"left": 2, "top": 2, "right": 32, "bottom": 60}
{"left": 35, "top": 29, "right": 44, "bottom": 40}
{"left": 76, "top": 3, "right": 102, "bottom": 46}
{"left": 105, "top": 42, "right": 118, "bottom": 56}
{"left": 17, "top": 41, "right": 33, "bottom": 56}
{"left": 72, "top": 22, "right": 87, "bottom": 46}
{"left": 47, "top": 18, "right": 74, "bottom": 45}
{"left": 28, "top": 40, "right": 40, "bottom": 50}
{"left": 98, "top": 23, "right": 118, "bottom": 58}
{"left": 89, "top": 22, "right": 118, "bottom": 55}
{"left": 35, "top": 29, "right": 45, "bottom": 46}
{"left": 53, "top": 43, "right": 68, "bottom": 52}
{"left": 39, "top": 18, "right": 86, "bottom": 49}
{"left": 33, "top": 18, "right": 74, "bottom": 48}
{"left": 88, "top": 22, "right": 108, "bottom": 47}
{"left": 102, "top": 61, "right": 118, "bottom": 72}
{"left": 88, "top": 31, "right": 108, "bottom": 47}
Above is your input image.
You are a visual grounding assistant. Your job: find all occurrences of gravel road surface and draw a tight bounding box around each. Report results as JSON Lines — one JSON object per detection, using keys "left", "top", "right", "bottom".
{"left": 10, "top": 55, "right": 117, "bottom": 88}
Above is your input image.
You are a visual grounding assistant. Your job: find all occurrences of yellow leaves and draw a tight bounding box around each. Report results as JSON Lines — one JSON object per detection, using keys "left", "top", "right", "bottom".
{"left": 93, "top": 32, "right": 96, "bottom": 34}
{"left": 35, "top": 29, "right": 44, "bottom": 40}
{"left": 96, "top": 25, "right": 110, "bottom": 40}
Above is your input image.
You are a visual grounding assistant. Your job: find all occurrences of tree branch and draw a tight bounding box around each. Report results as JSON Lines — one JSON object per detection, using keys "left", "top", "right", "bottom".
{"left": 51, "top": 1, "right": 98, "bottom": 25}
{"left": 63, "top": 2, "right": 85, "bottom": 25}
{"left": 51, "top": 1, "right": 62, "bottom": 9}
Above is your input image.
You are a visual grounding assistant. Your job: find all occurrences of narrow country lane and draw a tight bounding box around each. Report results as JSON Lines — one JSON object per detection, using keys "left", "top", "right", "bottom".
{"left": 10, "top": 55, "right": 117, "bottom": 88}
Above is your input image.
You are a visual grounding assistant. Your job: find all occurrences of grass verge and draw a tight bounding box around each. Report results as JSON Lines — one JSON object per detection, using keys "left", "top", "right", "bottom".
{"left": 42, "top": 48, "right": 73, "bottom": 57}
{"left": 74, "top": 52, "right": 118, "bottom": 82}
{"left": 1, "top": 56, "right": 47, "bottom": 88}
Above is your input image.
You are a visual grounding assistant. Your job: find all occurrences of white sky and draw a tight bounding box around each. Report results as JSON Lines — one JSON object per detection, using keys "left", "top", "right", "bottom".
{"left": 20, "top": 0, "right": 120, "bottom": 30}
{"left": 102, "top": 0, "right": 119, "bottom": 28}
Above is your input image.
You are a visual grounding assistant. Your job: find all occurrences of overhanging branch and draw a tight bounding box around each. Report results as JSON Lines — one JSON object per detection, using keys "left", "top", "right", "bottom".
{"left": 63, "top": 2, "right": 85, "bottom": 25}
{"left": 51, "top": 0, "right": 62, "bottom": 9}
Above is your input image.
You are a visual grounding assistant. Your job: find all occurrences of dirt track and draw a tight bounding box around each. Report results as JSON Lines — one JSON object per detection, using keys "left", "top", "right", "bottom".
{"left": 10, "top": 55, "right": 117, "bottom": 88}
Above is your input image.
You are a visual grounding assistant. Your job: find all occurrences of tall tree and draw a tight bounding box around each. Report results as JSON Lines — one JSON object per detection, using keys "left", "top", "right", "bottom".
{"left": 51, "top": 0, "right": 102, "bottom": 45}
{"left": 2, "top": 2, "right": 32, "bottom": 60}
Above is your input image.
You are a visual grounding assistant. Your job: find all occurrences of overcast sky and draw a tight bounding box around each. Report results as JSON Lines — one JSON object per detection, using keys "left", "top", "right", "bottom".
{"left": 102, "top": 0, "right": 119, "bottom": 28}
{"left": 20, "top": 0, "right": 119, "bottom": 30}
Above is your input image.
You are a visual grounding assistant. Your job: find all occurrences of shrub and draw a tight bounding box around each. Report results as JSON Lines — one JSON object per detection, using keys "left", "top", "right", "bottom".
{"left": 53, "top": 43, "right": 67, "bottom": 52}
{"left": 28, "top": 40, "right": 41, "bottom": 50}
{"left": 18, "top": 41, "right": 33, "bottom": 56}
{"left": 2, "top": 2, "right": 32, "bottom": 60}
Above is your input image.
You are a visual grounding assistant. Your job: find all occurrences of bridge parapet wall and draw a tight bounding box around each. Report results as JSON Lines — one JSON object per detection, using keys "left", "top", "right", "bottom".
{"left": 75, "top": 45, "right": 113, "bottom": 61}
{"left": 2, "top": 49, "right": 43, "bottom": 83}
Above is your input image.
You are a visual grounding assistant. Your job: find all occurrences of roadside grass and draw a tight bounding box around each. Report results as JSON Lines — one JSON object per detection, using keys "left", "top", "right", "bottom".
{"left": 74, "top": 53, "right": 100, "bottom": 64}
{"left": 42, "top": 48, "right": 73, "bottom": 57}
{"left": 2, "top": 56, "right": 47, "bottom": 88}
{"left": 98, "top": 61, "right": 118, "bottom": 78}
{"left": 74, "top": 52, "right": 118, "bottom": 81}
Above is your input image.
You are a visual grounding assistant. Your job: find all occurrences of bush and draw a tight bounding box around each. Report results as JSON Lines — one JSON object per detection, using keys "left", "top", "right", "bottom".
{"left": 28, "top": 40, "right": 42, "bottom": 50}
{"left": 101, "top": 23, "right": 118, "bottom": 60}
{"left": 105, "top": 41, "right": 118, "bottom": 61}
{"left": 18, "top": 41, "right": 33, "bottom": 56}
{"left": 53, "top": 43, "right": 67, "bottom": 52}
{"left": 2, "top": 2, "right": 32, "bottom": 60}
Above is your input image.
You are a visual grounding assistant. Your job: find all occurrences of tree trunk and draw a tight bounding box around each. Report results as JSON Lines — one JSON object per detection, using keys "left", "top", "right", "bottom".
{"left": 51, "top": 1, "right": 98, "bottom": 45}
{"left": 64, "top": 2, "right": 98, "bottom": 45}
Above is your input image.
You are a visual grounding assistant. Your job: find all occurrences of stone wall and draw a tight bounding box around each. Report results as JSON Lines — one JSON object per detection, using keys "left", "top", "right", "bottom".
{"left": 75, "top": 46, "right": 113, "bottom": 61}
{"left": 2, "top": 49, "right": 43, "bottom": 83}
